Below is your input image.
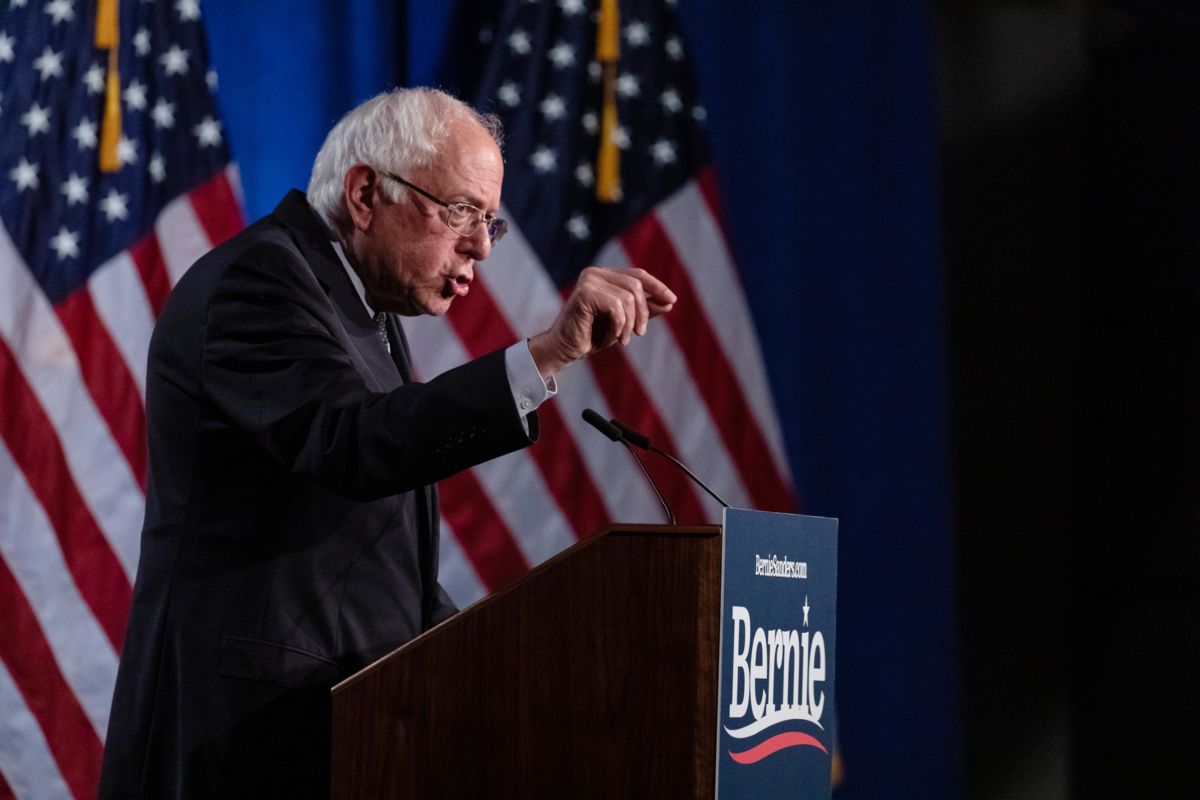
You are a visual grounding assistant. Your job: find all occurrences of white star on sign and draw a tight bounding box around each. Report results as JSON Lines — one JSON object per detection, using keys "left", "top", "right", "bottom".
{"left": 566, "top": 214, "right": 589, "bottom": 240}
{"left": 118, "top": 135, "right": 139, "bottom": 166}
{"left": 159, "top": 44, "right": 190, "bottom": 76}
{"left": 44, "top": 0, "right": 75, "bottom": 25}
{"left": 0, "top": 32, "right": 14, "bottom": 63}
{"left": 802, "top": 595, "right": 811, "bottom": 627}
{"left": 100, "top": 189, "right": 130, "bottom": 222}
{"left": 149, "top": 152, "right": 166, "bottom": 184}
{"left": 497, "top": 81, "right": 521, "bottom": 108}
{"left": 548, "top": 41, "right": 576, "bottom": 69}
{"left": 530, "top": 146, "right": 557, "bottom": 173}
{"left": 175, "top": 0, "right": 200, "bottom": 22}
{"left": 84, "top": 64, "right": 105, "bottom": 94}
{"left": 508, "top": 29, "right": 531, "bottom": 56}
{"left": 151, "top": 99, "right": 176, "bottom": 130}
{"left": 574, "top": 162, "right": 593, "bottom": 187}
{"left": 659, "top": 88, "right": 683, "bottom": 113}
{"left": 61, "top": 173, "right": 89, "bottom": 206}
{"left": 9, "top": 158, "right": 39, "bottom": 192}
{"left": 124, "top": 79, "right": 148, "bottom": 111}
{"left": 33, "top": 47, "right": 63, "bottom": 81}
{"left": 72, "top": 117, "right": 97, "bottom": 149}
{"left": 650, "top": 139, "right": 677, "bottom": 166}
{"left": 623, "top": 21, "right": 650, "bottom": 47}
{"left": 50, "top": 226, "right": 80, "bottom": 260}
{"left": 539, "top": 94, "right": 566, "bottom": 122}
{"left": 134, "top": 28, "right": 151, "bottom": 56}
{"left": 193, "top": 115, "right": 223, "bottom": 147}
{"left": 21, "top": 102, "right": 51, "bottom": 137}
{"left": 616, "top": 73, "right": 640, "bottom": 98}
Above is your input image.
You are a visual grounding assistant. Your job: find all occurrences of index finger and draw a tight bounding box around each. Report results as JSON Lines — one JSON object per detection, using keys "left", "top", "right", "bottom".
{"left": 623, "top": 267, "right": 677, "bottom": 308}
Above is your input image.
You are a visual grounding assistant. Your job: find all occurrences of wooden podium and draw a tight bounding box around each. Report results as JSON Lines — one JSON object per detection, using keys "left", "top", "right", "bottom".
{"left": 330, "top": 524, "right": 723, "bottom": 798}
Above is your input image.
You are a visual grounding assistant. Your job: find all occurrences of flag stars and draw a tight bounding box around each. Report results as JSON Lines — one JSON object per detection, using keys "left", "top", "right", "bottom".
{"left": 21, "top": 102, "right": 51, "bottom": 137}
{"left": 159, "top": 45, "right": 190, "bottom": 76}
{"left": 9, "top": 158, "right": 39, "bottom": 192}
{"left": 660, "top": 88, "right": 683, "bottom": 113}
{"left": 118, "top": 135, "right": 139, "bottom": 166}
{"left": 616, "top": 73, "right": 640, "bottom": 98}
{"left": 508, "top": 29, "right": 532, "bottom": 56}
{"left": 50, "top": 226, "right": 80, "bottom": 261}
{"left": 581, "top": 111, "right": 598, "bottom": 135}
{"left": 193, "top": 115, "right": 223, "bottom": 147}
{"left": 44, "top": 0, "right": 75, "bottom": 25}
{"left": 692, "top": 105, "right": 707, "bottom": 122}
{"left": 650, "top": 139, "right": 677, "bottom": 166}
{"left": 100, "top": 189, "right": 130, "bottom": 222}
{"left": 530, "top": 146, "right": 557, "bottom": 173}
{"left": 497, "top": 81, "right": 521, "bottom": 108}
{"left": 0, "top": 32, "right": 14, "bottom": 63}
{"left": 84, "top": 64, "right": 105, "bottom": 94}
{"left": 566, "top": 213, "right": 590, "bottom": 240}
{"left": 206, "top": 70, "right": 219, "bottom": 90}
{"left": 587, "top": 61, "right": 602, "bottom": 83}
{"left": 151, "top": 99, "right": 176, "bottom": 130}
{"left": 559, "top": 0, "right": 585, "bottom": 15}
{"left": 665, "top": 36, "right": 684, "bottom": 61}
{"left": 134, "top": 28, "right": 151, "bottom": 56}
{"left": 124, "top": 79, "right": 148, "bottom": 111}
{"left": 60, "top": 173, "right": 89, "bottom": 206}
{"left": 610, "top": 126, "right": 630, "bottom": 150}
{"left": 623, "top": 21, "right": 650, "bottom": 48}
{"left": 72, "top": 117, "right": 97, "bottom": 149}
{"left": 149, "top": 152, "right": 166, "bottom": 183}
{"left": 175, "top": 0, "right": 200, "bottom": 22}
{"left": 539, "top": 94, "right": 566, "bottom": 122}
{"left": 33, "top": 47, "right": 64, "bottom": 81}
{"left": 575, "top": 162, "right": 593, "bottom": 187}
{"left": 548, "top": 41, "right": 576, "bottom": 69}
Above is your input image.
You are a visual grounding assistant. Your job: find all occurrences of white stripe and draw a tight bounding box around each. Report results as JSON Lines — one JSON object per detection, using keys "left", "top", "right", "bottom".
{"left": 436, "top": 519, "right": 488, "bottom": 609}
{"left": 155, "top": 192, "right": 212, "bottom": 286}
{"left": 597, "top": 239, "right": 753, "bottom": 514}
{"left": 0, "top": 660, "right": 74, "bottom": 800}
{"left": 474, "top": 217, "right": 668, "bottom": 524}
{"left": 656, "top": 182, "right": 793, "bottom": 483}
{"left": 224, "top": 163, "right": 245, "bottom": 213}
{"left": 88, "top": 251, "right": 155, "bottom": 397}
{"left": 0, "top": 226, "right": 144, "bottom": 581}
{"left": 403, "top": 314, "right": 576, "bottom": 565}
{"left": 0, "top": 440, "right": 119, "bottom": 742}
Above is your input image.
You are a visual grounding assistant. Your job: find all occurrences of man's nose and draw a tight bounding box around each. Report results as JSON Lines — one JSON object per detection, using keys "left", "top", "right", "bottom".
{"left": 459, "top": 223, "right": 492, "bottom": 261}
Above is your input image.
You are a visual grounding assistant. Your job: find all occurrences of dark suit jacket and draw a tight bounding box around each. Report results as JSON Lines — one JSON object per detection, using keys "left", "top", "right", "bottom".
{"left": 98, "top": 191, "right": 535, "bottom": 799}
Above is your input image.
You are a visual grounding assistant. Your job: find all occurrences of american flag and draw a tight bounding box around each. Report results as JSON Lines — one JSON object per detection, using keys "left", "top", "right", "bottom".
{"left": 0, "top": 0, "right": 242, "bottom": 797}
{"left": 413, "top": 0, "right": 799, "bottom": 605}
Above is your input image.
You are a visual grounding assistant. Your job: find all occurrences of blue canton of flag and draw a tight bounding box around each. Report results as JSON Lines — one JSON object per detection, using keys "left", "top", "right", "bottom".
{"left": 0, "top": 1, "right": 243, "bottom": 798}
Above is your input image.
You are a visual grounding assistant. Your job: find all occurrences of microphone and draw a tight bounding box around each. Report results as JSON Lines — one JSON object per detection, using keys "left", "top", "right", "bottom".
{"left": 581, "top": 409, "right": 675, "bottom": 524}
{"left": 608, "top": 416, "right": 731, "bottom": 509}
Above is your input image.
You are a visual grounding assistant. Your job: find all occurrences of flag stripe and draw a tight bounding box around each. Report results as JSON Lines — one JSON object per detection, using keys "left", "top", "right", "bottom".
{"left": 0, "top": 338, "right": 133, "bottom": 652}
{"left": 435, "top": 520, "right": 488, "bottom": 609}
{"left": 0, "top": 557, "right": 104, "bottom": 800}
{"left": 0, "top": 661, "right": 73, "bottom": 800}
{"left": 55, "top": 289, "right": 149, "bottom": 488}
{"left": 88, "top": 251, "right": 157, "bottom": 398}
{"left": 187, "top": 167, "right": 244, "bottom": 249}
{"left": 438, "top": 470, "right": 530, "bottom": 591}
{"left": 0, "top": 439, "right": 119, "bottom": 742}
{"left": 620, "top": 214, "right": 796, "bottom": 511}
{"left": 129, "top": 233, "right": 172, "bottom": 317}
{"left": 156, "top": 192, "right": 217, "bottom": 287}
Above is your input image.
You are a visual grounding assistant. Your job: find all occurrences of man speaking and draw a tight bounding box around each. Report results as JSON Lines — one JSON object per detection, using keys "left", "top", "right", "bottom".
{"left": 98, "top": 87, "right": 675, "bottom": 799}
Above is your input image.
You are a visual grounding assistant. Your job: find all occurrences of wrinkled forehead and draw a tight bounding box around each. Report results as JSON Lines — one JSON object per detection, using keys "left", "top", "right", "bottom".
{"left": 419, "top": 119, "right": 504, "bottom": 207}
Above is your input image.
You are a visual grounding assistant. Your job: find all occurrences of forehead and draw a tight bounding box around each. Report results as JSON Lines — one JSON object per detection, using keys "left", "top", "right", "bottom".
{"left": 419, "top": 120, "right": 504, "bottom": 206}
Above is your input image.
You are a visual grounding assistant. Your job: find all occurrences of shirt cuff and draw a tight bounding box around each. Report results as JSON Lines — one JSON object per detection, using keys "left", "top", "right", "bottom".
{"left": 505, "top": 341, "right": 556, "bottom": 423}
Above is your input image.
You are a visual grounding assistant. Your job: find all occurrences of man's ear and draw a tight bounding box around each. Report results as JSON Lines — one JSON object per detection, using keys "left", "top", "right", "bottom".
{"left": 343, "top": 164, "right": 380, "bottom": 233}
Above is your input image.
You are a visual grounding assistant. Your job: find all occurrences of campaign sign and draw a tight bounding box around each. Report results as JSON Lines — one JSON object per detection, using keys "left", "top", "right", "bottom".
{"left": 715, "top": 509, "right": 838, "bottom": 799}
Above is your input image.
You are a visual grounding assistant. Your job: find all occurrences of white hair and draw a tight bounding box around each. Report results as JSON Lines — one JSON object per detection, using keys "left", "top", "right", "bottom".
{"left": 306, "top": 87, "right": 502, "bottom": 234}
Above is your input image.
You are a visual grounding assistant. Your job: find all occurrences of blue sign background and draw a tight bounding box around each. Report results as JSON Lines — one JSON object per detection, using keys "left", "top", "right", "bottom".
{"left": 717, "top": 509, "right": 839, "bottom": 799}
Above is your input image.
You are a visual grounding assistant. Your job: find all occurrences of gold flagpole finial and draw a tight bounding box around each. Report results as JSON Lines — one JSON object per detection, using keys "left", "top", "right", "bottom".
{"left": 595, "top": 0, "right": 621, "bottom": 203}
{"left": 96, "top": 0, "right": 121, "bottom": 173}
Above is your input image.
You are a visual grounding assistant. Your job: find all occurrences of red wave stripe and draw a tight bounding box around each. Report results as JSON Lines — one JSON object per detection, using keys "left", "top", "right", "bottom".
{"left": 620, "top": 215, "right": 797, "bottom": 513}
{"left": 55, "top": 288, "right": 148, "bottom": 489}
{"left": 129, "top": 232, "right": 172, "bottom": 317}
{"left": 439, "top": 470, "right": 530, "bottom": 592}
{"left": 0, "top": 338, "right": 132, "bottom": 650}
{"left": 729, "top": 731, "right": 828, "bottom": 764}
{"left": 446, "top": 284, "right": 609, "bottom": 539}
{"left": 586, "top": 346, "right": 712, "bottom": 525}
{"left": 188, "top": 169, "right": 245, "bottom": 250}
{"left": 0, "top": 557, "right": 104, "bottom": 800}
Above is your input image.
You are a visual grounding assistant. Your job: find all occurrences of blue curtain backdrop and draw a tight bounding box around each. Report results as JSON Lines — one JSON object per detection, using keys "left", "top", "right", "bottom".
{"left": 205, "top": 2, "right": 959, "bottom": 797}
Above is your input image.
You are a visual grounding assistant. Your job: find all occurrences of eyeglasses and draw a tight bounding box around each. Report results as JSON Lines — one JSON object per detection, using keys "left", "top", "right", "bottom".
{"left": 381, "top": 171, "right": 508, "bottom": 244}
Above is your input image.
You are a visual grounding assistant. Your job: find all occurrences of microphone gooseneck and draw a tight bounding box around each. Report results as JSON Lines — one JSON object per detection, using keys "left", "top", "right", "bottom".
{"left": 581, "top": 408, "right": 674, "bottom": 524}
{"left": 609, "top": 416, "right": 731, "bottom": 509}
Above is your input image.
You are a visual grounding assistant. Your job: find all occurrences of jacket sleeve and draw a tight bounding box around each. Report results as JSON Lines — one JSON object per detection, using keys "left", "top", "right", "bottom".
{"left": 200, "top": 240, "right": 535, "bottom": 501}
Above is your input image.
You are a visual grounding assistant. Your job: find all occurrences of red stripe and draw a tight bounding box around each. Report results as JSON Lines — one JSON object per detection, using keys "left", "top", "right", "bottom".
{"left": 0, "top": 557, "right": 103, "bottom": 800}
{"left": 55, "top": 288, "right": 148, "bottom": 488}
{"left": 586, "top": 347, "right": 713, "bottom": 524}
{"left": 129, "top": 232, "right": 172, "bottom": 317}
{"left": 0, "top": 761, "right": 14, "bottom": 800}
{"left": 446, "top": 285, "right": 609, "bottom": 538}
{"left": 0, "top": 339, "right": 132, "bottom": 650}
{"left": 696, "top": 166, "right": 729, "bottom": 231}
{"left": 187, "top": 169, "right": 244, "bottom": 249}
{"left": 620, "top": 215, "right": 797, "bottom": 513}
{"left": 439, "top": 470, "right": 529, "bottom": 591}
